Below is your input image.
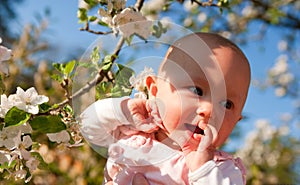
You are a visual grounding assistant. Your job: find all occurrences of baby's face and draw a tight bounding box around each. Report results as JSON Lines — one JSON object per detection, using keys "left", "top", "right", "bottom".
{"left": 154, "top": 45, "right": 250, "bottom": 150}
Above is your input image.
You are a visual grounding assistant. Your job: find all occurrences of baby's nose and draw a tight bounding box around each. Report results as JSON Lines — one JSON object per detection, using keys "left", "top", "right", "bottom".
{"left": 196, "top": 101, "right": 212, "bottom": 120}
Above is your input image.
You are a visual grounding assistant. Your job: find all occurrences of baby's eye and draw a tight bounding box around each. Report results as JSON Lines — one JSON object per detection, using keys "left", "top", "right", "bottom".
{"left": 189, "top": 87, "right": 203, "bottom": 96}
{"left": 220, "top": 100, "right": 234, "bottom": 110}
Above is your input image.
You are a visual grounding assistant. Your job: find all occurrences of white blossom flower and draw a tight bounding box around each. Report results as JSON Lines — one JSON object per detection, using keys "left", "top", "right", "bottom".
{"left": 197, "top": 12, "right": 207, "bottom": 23}
{"left": 0, "top": 37, "right": 12, "bottom": 63}
{"left": 278, "top": 125, "right": 290, "bottom": 136}
{"left": 47, "top": 130, "right": 70, "bottom": 143}
{"left": 277, "top": 40, "right": 288, "bottom": 51}
{"left": 0, "top": 94, "right": 16, "bottom": 118}
{"left": 129, "top": 67, "right": 154, "bottom": 92}
{"left": 78, "top": 0, "right": 89, "bottom": 9}
{"left": 278, "top": 72, "right": 294, "bottom": 86}
{"left": 0, "top": 123, "right": 32, "bottom": 150}
{"left": 14, "top": 169, "right": 27, "bottom": 181}
{"left": 112, "top": 8, "right": 152, "bottom": 39}
{"left": 241, "top": 5, "right": 257, "bottom": 17}
{"left": 133, "top": 91, "right": 147, "bottom": 99}
{"left": 26, "top": 157, "right": 40, "bottom": 171}
{"left": 98, "top": 0, "right": 126, "bottom": 27}
{"left": 98, "top": 7, "right": 113, "bottom": 26}
{"left": 280, "top": 113, "right": 292, "bottom": 122}
{"left": 141, "top": 0, "right": 165, "bottom": 20}
{"left": 14, "top": 87, "right": 49, "bottom": 114}
{"left": 220, "top": 31, "right": 232, "bottom": 39}
{"left": 275, "top": 86, "right": 286, "bottom": 97}
{"left": 183, "top": 0, "right": 198, "bottom": 11}
{"left": 0, "top": 151, "right": 10, "bottom": 165}
{"left": 183, "top": 17, "right": 193, "bottom": 27}
{"left": 160, "top": 16, "right": 173, "bottom": 28}
{"left": 269, "top": 55, "right": 288, "bottom": 76}
{"left": 255, "top": 119, "right": 270, "bottom": 130}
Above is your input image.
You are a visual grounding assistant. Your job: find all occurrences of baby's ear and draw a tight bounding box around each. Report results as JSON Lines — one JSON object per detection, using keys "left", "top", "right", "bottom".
{"left": 146, "top": 76, "right": 157, "bottom": 97}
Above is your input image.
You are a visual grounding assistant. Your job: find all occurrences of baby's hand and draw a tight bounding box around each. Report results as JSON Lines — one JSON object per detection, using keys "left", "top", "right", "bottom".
{"left": 121, "top": 98, "right": 148, "bottom": 123}
{"left": 121, "top": 98, "right": 158, "bottom": 133}
{"left": 185, "top": 126, "right": 215, "bottom": 172}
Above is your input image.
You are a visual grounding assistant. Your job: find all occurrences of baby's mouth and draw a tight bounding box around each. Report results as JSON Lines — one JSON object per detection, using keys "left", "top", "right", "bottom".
{"left": 184, "top": 123, "right": 204, "bottom": 135}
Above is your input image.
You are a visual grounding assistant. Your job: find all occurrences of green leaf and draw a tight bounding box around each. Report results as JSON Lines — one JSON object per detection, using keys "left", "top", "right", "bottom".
{"left": 29, "top": 115, "right": 66, "bottom": 133}
{"left": 39, "top": 103, "right": 52, "bottom": 113}
{"left": 102, "top": 55, "right": 114, "bottom": 71}
{"left": 77, "top": 8, "right": 88, "bottom": 23}
{"left": 95, "top": 81, "right": 113, "bottom": 100}
{"left": 91, "top": 47, "right": 101, "bottom": 64}
{"left": 50, "top": 74, "right": 63, "bottom": 83}
{"left": 64, "top": 60, "right": 76, "bottom": 77}
{"left": 4, "top": 107, "right": 31, "bottom": 127}
{"left": 88, "top": 16, "right": 97, "bottom": 22}
{"left": 84, "top": 0, "right": 98, "bottom": 7}
{"left": 110, "top": 64, "right": 134, "bottom": 97}
{"left": 31, "top": 152, "right": 49, "bottom": 170}
{"left": 53, "top": 63, "right": 66, "bottom": 73}
{"left": 115, "top": 63, "right": 134, "bottom": 86}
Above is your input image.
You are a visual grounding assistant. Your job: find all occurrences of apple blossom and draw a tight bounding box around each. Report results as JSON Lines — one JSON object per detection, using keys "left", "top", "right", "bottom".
{"left": 112, "top": 8, "right": 152, "bottom": 39}
{"left": 47, "top": 130, "right": 71, "bottom": 143}
{"left": 14, "top": 87, "right": 49, "bottom": 114}
{"left": 0, "top": 37, "right": 12, "bottom": 63}
{"left": 0, "top": 123, "right": 32, "bottom": 150}
{"left": 129, "top": 66, "right": 154, "bottom": 92}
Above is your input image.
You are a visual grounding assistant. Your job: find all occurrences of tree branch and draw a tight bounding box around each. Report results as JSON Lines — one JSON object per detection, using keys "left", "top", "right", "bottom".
{"left": 55, "top": 36, "right": 125, "bottom": 108}
{"left": 56, "top": 0, "right": 146, "bottom": 109}
{"left": 80, "top": 22, "right": 113, "bottom": 35}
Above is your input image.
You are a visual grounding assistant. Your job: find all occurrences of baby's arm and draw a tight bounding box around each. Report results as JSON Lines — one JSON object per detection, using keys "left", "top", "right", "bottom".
{"left": 80, "top": 97, "right": 132, "bottom": 146}
{"left": 80, "top": 97, "right": 155, "bottom": 146}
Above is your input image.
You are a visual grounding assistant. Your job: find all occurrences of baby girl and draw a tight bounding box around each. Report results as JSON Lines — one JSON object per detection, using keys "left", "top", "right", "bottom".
{"left": 80, "top": 32, "right": 250, "bottom": 184}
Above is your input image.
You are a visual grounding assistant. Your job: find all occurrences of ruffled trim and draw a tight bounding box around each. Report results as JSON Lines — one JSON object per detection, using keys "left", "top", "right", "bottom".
{"left": 214, "top": 150, "right": 247, "bottom": 185}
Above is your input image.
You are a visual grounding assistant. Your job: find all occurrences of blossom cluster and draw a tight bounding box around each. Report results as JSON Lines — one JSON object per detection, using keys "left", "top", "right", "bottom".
{"left": 0, "top": 86, "right": 82, "bottom": 182}
{"left": 0, "top": 87, "right": 48, "bottom": 181}
{"left": 268, "top": 54, "right": 295, "bottom": 97}
{"left": 97, "top": 0, "right": 152, "bottom": 39}
{"left": 236, "top": 119, "right": 291, "bottom": 183}
{"left": 129, "top": 67, "right": 155, "bottom": 99}
{"left": 0, "top": 87, "right": 49, "bottom": 117}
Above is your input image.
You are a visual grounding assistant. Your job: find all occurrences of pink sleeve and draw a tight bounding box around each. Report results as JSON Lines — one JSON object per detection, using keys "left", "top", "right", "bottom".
{"left": 79, "top": 97, "right": 131, "bottom": 147}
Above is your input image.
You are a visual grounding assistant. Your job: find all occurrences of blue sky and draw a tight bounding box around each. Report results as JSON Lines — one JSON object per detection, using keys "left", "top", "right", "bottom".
{"left": 11, "top": 0, "right": 298, "bottom": 149}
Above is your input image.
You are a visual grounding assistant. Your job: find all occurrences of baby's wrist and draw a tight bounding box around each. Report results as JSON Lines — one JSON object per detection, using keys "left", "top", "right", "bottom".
{"left": 185, "top": 149, "right": 214, "bottom": 172}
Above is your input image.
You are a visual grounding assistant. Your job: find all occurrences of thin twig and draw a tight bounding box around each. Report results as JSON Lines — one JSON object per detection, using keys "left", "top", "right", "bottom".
{"left": 134, "top": 0, "right": 145, "bottom": 11}
{"left": 56, "top": 0, "right": 145, "bottom": 109}
{"left": 191, "top": 0, "right": 219, "bottom": 7}
{"left": 80, "top": 22, "right": 113, "bottom": 35}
